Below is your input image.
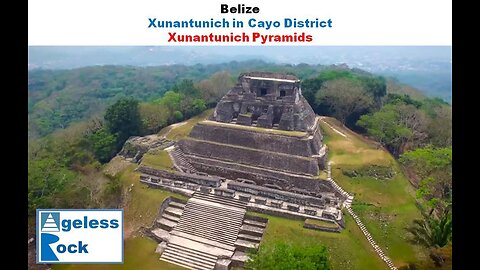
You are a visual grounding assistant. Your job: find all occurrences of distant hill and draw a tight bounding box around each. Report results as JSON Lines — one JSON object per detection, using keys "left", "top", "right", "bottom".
{"left": 28, "top": 46, "right": 452, "bottom": 102}
{"left": 28, "top": 61, "right": 443, "bottom": 138}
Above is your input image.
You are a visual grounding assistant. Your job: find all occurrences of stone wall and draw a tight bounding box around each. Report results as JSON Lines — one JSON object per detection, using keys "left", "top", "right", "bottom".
{"left": 179, "top": 138, "right": 319, "bottom": 176}
{"left": 189, "top": 122, "right": 323, "bottom": 157}
{"left": 303, "top": 222, "right": 341, "bottom": 233}
{"left": 227, "top": 181, "right": 326, "bottom": 206}
{"left": 184, "top": 155, "right": 343, "bottom": 197}
{"left": 137, "top": 166, "right": 222, "bottom": 187}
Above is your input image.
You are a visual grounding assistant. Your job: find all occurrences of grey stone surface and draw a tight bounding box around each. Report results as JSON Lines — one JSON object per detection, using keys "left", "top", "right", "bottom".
{"left": 211, "top": 72, "right": 316, "bottom": 132}
{"left": 179, "top": 138, "right": 320, "bottom": 176}
{"left": 214, "top": 259, "right": 231, "bottom": 270}
{"left": 155, "top": 242, "right": 168, "bottom": 255}
{"left": 118, "top": 135, "right": 173, "bottom": 162}
{"left": 188, "top": 121, "right": 324, "bottom": 157}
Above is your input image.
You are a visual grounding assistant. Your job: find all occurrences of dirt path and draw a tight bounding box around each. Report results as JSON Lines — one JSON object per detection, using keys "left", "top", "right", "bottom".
{"left": 319, "top": 117, "right": 348, "bottom": 138}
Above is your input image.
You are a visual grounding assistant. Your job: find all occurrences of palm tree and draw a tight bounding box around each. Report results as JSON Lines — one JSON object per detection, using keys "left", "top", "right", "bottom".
{"left": 406, "top": 209, "right": 452, "bottom": 248}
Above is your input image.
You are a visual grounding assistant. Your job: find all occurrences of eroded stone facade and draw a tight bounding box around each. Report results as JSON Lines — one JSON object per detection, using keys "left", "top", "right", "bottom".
{"left": 211, "top": 72, "right": 316, "bottom": 131}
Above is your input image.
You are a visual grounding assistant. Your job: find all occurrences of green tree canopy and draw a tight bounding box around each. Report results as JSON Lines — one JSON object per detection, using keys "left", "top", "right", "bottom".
{"left": 88, "top": 128, "right": 118, "bottom": 163}
{"left": 357, "top": 104, "right": 412, "bottom": 156}
{"left": 104, "top": 97, "right": 141, "bottom": 144}
{"left": 316, "top": 78, "right": 374, "bottom": 125}
{"left": 400, "top": 146, "right": 452, "bottom": 213}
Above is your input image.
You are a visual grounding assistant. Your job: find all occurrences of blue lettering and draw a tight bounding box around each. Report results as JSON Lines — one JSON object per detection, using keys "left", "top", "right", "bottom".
{"left": 78, "top": 241, "right": 89, "bottom": 253}
{"left": 41, "top": 233, "right": 59, "bottom": 261}
{"left": 110, "top": 219, "right": 119, "bottom": 229}
{"left": 57, "top": 244, "right": 67, "bottom": 253}
{"left": 100, "top": 219, "right": 109, "bottom": 228}
{"left": 61, "top": 220, "right": 71, "bottom": 232}
{"left": 67, "top": 244, "right": 77, "bottom": 253}
{"left": 89, "top": 219, "right": 99, "bottom": 228}
{"left": 56, "top": 241, "right": 88, "bottom": 253}
{"left": 73, "top": 219, "right": 82, "bottom": 229}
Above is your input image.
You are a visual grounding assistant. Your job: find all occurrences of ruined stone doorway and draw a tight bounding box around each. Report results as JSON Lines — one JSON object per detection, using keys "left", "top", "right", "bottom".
{"left": 260, "top": 88, "right": 267, "bottom": 96}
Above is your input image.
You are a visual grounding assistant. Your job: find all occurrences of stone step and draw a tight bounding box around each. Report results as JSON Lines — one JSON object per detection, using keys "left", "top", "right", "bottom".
{"left": 169, "top": 201, "right": 186, "bottom": 209}
{"left": 182, "top": 209, "right": 244, "bottom": 224}
{"left": 243, "top": 219, "right": 267, "bottom": 228}
{"left": 180, "top": 209, "right": 243, "bottom": 224}
{"left": 163, "top": 246, "right": 217, "bottom": 266}
{"left": 192, "top": 196, "right": 246, "bottom": 210}
{"left": 175, "top": 221, "right": 239, "bottom": 238}
{"left": 193, "top": 193, "right": 247, "bottom": 209}
{"left": 150, "top": 227, "right": 170, "bottom": 242}
{"left": 237, "top": 233, "right": 262, "bottom": 243}
{"left": 162, "top": 213, "right": 180, "bottom": 222}
{"left": 180, "top": 213, "right": 243, "bottom": 228}
{"left": 174, "top": 228, "right": 237, "bottom": 246}
{"left": 165, "top": 207, "right": 184, "bottom": 217}
{"left": 167, "top": 243, "right": 218, "bottom": 262}
{"left": 192, "top": 196, "right": 247, "bottom": 211}
{"left": 240, "top": 224, "right": 264, "bottom": 237}
{"left": 178, "top": 216, "right": 242, "bottom": 234}
{"left": 180, "top": 217, "right": 241, "bottom": 229}
{"left": 232, "top": 250, "right": 248, "bottom": 264}
{"left": 156, "top": 218, "right": 177, "bottom": 230}
{"left": 175, "top": 225, "right": 238, "bottom": 241}
{"left": 178, "top": 217, "right": 240, "bottom": 232}
{"left": 234, "top": 239, "right": 259, "bottom": 251}
{"left": 184, "top": 205, "right": 245, "bottom": 221}
{"left": 161, "top": 253, "right": 215, "bottom": 270}
{"left": 170, "top": 231, "right": 236, "bottom": 253}
{"left": 185, "top": 202, "right": 245, "bottom": 216}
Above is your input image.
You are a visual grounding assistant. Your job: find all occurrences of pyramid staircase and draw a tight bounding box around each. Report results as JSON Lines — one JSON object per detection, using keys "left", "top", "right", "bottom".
{"left": 160, "top": 193, "right": 247, "bottom": 270}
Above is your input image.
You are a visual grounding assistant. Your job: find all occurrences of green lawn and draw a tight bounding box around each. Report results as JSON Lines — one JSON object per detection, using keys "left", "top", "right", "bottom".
{"left": 140, "top": 150, "right": 175, "bottom": 171}
{"left": 162, "top": 109, "right": 214, "bottom": 141}
{"left": 248, "top": 212, "right": 386, "bottom": 270}
{"left": 320, "top": 117, "right": 425, "bottom": 267}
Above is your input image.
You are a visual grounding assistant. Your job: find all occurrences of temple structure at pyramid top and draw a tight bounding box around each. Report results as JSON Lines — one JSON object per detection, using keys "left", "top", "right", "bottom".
{"left": 210, "top": 72, "right": 317, "bottom": 132}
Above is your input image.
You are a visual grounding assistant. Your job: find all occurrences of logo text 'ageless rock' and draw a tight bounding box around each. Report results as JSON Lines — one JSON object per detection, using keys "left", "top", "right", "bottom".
{"left": 37, "top": 209, "right": 123, "bottom": 263}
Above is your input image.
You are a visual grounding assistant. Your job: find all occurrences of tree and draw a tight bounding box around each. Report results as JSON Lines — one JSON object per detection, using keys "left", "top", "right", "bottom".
{"left": 28, "top": 158, "right": 76, "bottom": 215}
{"left": 426, "top": 105, "right": 452, "bottom": 147}
{"left": 88, "top": 128, "right": 118, "bottom": 163}
{"left": 245, "top": 240, "right": 330, "bottom": 270}
{"left": 395, "top": 103, "right": 429, "bottom": 151}
{"left": 316, "top": 78, "right": 374, "bottom": 125}
{"left": 196, "top": 71, "right": 235, "bottom": 107}
{"left": 400, "top": 146, "right": 452, "bottom": 213}
{"left": 172, "top": 79, "right": 200, "bottom": 98}
{"left": 104, "top": 97, "right": 141, "bottom": 145}
{"left": 360, "top": 76, "right": 386, "bottom": 105}
{"left": 357, "top": 104, "right": 412, "bottom": 156}
{"left": 139, "top": 103, "right": 169, "bottom": 134}
{"left": 155, "top": 91, "right": 183, "bottom": 122}
{"left": 406, "top": 208, "right": 452, "bottom": 248}
{"left": 298, "top": 77, "right": 323, "bottom": 110}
